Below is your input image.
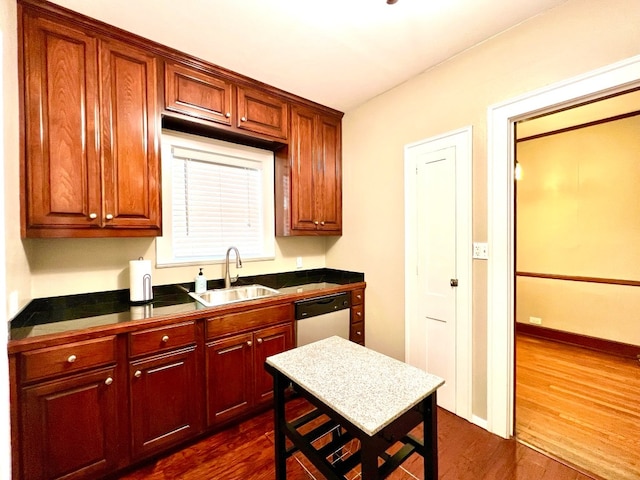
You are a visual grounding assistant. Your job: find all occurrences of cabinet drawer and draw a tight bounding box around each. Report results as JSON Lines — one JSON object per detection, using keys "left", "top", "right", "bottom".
{"left": 351, "top": 289, "right": 364, "bottom": 306}
{"left": 22, "top": 336, "right": 117, "bottom": 383}
{"left": 129, "top": 321, "right": 196, "bottom": 357}
{"left": 351, "top": 304, "right": 364, "bottom": 324}
{"left": 207, "top": 304, "right": 291, "bottom": 339}
{"left": 350, "top": 322, "right": 364, "bottom": 345}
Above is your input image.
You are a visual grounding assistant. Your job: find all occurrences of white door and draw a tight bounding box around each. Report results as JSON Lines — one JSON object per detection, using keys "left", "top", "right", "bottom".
{"left": 410, "top": 146, "right": 458, "bottom": 413}
{"left": 405, "top": 127, "right": 472, "bottom": 420}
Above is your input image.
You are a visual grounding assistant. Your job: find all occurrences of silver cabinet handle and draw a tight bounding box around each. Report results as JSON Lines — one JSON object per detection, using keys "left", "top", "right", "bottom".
{"left": 134, "top": 370, "right": 142, "bottom": 378}
{"left": 356, "top": 294, "right": 362, "bottom": 300}
{"left": 105, "top": 214, "right": 113, "bottom": 220}
{"left": 161, "top": 335, "right": 169, "bottom": 343}
{"left": 247, "top": 340, "right": 252, "bottom": 347}
{"left": 356, "top": 331, "right": 362, "bottom": 336}
{"left": 89, "top": 213, "right": 97, "bottom": 219}
{"left": 105, "top": 377, "right": 113, "bottom": 386}
{"left": 241, "top": 116, "right": 247, "bottom": 122}
{"left": 225, "top": 112, "right": 231, "bottom": 118}
{"left": 357, "top": 311, "right": 362, "bottom": 317}
{"left": 314, "top": 221, "right": 319, "bottom": 225}
{"left": 257, "top": 338, "right": 263, "bottom": 344}
{"left": 320, "top": 221, "right": 325, "bottom": 226}
{"left": 67, "top": 355, "right": 77, "bottom": 363}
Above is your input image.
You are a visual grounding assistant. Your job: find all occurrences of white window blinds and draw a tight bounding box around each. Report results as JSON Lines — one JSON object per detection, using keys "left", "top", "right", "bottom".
{"left": 156, "top": 131, "right": 275, "bottom": 267}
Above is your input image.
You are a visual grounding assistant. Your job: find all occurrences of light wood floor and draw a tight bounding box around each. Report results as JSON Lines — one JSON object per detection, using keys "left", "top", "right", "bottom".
{"left": 120, "top": 394, "right": 592, "bottom": 480}
{"left": 516, "top": 333, "right": 640, "bottom": 480}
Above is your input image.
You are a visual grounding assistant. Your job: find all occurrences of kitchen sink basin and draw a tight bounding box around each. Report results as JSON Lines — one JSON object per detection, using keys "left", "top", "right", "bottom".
{"left": 188, "top": 284, "right": 280, "bottom": 307}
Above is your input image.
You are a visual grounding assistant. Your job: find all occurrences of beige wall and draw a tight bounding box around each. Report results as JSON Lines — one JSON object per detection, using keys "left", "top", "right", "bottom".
{"left": 328, "top": 0, "right": 640, "bottom": 419}
{"left": 516, "top": 116, "right": 640, "bottom": 345}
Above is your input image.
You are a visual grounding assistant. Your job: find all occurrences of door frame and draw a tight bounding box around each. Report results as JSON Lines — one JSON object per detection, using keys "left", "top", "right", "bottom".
{"left": 404, "top": 126, "right": 473, "bottom": 421}
{"left": 486, "top": 54, "right": 640, "bottom": 438}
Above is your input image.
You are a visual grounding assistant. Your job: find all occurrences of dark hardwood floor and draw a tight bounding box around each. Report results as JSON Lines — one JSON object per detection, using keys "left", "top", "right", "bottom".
{"left": 120, "top": 395, "right": 592, "bottom": 479}
{"left": 516, "top": 333, "right": 640, "bottom": 480}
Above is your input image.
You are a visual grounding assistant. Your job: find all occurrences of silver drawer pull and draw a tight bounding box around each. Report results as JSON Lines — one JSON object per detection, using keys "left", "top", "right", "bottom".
{"left": 225, "top": 112, "right": 231, "bottom": 118}
{"left": 247, "top": 340, "right": 252, "bottom": 347}
{"left": 89, "top": 213, "right": 97, "bottom": 219}
{"left": 105, "top": 213, "right": 114, "bottom": 220}
{"left": 357, "top": 312, "right": 362, "bottom": 317}
{"left": 257, "top": 338, "right": 263, "bottom": 344}
{"left": 134, "top": 370, "right": 142, "bottom": 378}
{"left": 67, "top": 355, "right": 77, "bottom": 363}
{"left": 105, "top": 377, "right": 113, "bottom": 386}
{"left": 241, "top": 116, "right": 247, "bottom": 122}
{"left": 161, "top": 335, "right": 169, "bottom": 343}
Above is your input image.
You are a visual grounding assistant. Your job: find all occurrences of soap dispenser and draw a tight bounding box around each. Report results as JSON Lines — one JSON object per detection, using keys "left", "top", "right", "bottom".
{"left": 195, "top": 268, "right": 207, "bottom": 294}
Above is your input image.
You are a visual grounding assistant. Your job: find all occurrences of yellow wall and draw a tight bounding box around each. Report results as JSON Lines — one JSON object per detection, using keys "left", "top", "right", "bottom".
{"left": 4, "top": 0, "right": 640, "bottom": 424}
{"left": 516, "top": 116, "right": 640, "bottom": 345}
{"left": 327, "top": 0, "right": 640, "bottom": 418}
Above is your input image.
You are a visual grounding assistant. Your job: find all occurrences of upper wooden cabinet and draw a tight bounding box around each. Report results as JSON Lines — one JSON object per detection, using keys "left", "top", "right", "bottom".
{"left": 164, "top": 61, "right": 288, "bottom": 141}
{"left": 164, "top": 61, "right": 234, "bottom": 127}
{"left": 276, "top": 105, "right": 342, "bottom": 235}
{"left": 20, "top": 8, "right": 161, "bottom": 238}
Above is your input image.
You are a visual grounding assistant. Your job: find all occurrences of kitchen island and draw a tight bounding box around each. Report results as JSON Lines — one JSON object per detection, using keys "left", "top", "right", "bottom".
{"left": 266, "top": 336, "right": 444, "bottom": 479}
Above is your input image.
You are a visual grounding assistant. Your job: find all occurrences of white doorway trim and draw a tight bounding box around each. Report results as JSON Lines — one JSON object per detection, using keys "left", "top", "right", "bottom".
{"left": 486, "top": 54, "right": 640, "bottom": 438}
{"left": 404, "top": 126, "right": 473, "bottom": 421}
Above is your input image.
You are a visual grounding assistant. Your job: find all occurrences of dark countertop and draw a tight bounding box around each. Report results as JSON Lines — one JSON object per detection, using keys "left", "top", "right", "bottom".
{"left": 10, "top": 268, "right": 364, "bottom": 342}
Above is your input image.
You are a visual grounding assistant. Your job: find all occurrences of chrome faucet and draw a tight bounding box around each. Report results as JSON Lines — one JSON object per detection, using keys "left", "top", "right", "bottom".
{"left": 224, "top": 247, "right": 243, "bottom": 288}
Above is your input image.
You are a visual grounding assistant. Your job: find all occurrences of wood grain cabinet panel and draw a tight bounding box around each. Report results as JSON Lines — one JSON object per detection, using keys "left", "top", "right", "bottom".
{"left": 253, "top": 323, "right": 292, "bottom": 405}
{"left": 164, "top": 61, "right": 233, "bottom": 126}
{"left": 206, "top": 332, "right": 254, "bottom": 426}
{"left": 236, "top": 86, "right": 288, "bottom": 140}
{"left": 100, "top": 39, "right": 161, "bottom": 232}
{"left": 277, "top": 105, "right": 342, "bottom": 235}
{"left": 129, "top": 346, "right": 200, "bottom": 459}
{"left": 21, "top": 13, "right": 101, "bottom": 233}
{"left": 21, "top": 367, "right": 118, "bottom": 480}
{"left": 20, "top": 8, "right": 161, "bottom": 237}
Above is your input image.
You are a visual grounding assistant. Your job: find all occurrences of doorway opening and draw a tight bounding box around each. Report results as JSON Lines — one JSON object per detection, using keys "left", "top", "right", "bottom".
{"left": 486, "top": 54, "right": 640, "bottom": 439}
{"left": 513, "top": 89, "right": 640, "bottom": 479}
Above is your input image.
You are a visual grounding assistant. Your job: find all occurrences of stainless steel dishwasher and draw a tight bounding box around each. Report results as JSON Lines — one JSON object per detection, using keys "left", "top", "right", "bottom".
{"left": 294, "top": 292, "right": 351, "bottom": 347}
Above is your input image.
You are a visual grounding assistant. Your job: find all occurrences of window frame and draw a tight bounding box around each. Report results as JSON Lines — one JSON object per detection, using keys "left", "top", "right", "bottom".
{"left": 156, "top": 130, "right": 275, "bottom": 268}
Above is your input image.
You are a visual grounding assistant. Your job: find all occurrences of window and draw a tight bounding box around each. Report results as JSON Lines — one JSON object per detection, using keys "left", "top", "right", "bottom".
{"left": 156, "top": 130, "right": 275, "bottom": 267}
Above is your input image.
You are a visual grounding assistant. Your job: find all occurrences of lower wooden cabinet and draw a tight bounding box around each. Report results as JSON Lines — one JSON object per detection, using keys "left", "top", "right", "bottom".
{"left": 21, "top": 367, "right": 118, "bottom": 480}
{"left": 206, "top": 322, "right": 293, "bottom": 427}
{"left": 129, "top": 346, "right": 201, "bottom": 459}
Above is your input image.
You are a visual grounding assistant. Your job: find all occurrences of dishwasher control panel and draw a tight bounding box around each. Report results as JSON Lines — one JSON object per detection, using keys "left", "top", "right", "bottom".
{"left": 294, "top": 292, "right": 351, "bottom": 320}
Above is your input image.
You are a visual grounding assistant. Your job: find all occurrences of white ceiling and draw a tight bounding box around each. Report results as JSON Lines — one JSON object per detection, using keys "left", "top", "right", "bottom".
{"left": 49, "top": 0, "right": 569, "bottom": 112}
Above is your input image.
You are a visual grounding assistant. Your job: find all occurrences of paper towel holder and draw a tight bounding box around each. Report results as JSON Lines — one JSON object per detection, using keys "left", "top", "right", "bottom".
{"left": 130, "top": 256, "right": 153, "bottom": 304}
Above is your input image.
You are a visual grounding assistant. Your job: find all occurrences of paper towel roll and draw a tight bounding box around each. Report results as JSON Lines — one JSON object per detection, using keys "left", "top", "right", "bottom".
{"left": 130, "top": 258, "right": 153, "bottom": 303}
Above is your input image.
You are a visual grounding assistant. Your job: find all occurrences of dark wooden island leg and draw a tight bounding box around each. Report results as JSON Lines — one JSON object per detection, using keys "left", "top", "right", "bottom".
{"left": 424, "top": 392, "right": 438, "bottom": 480}
{"left": 273, "top": 370, "right": 287, "bottom": 480}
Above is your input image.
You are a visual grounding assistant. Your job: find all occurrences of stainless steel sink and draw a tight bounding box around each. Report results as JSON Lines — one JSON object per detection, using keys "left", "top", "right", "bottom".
{"left": 189, "top": 284, "right": 280, "bottom": 307}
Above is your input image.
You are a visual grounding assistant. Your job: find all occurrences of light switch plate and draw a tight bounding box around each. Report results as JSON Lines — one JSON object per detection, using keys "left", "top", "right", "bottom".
{"left": 473, "top": 242, "right": 489, "bottom": 260}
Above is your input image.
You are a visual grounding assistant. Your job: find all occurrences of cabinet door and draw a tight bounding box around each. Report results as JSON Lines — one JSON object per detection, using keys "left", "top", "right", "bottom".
{"left": 315, "top": 114, "right": 342, "bottom": 233}
{"left": 21, "top": 13, "right": 101, "bottom": 234}
{"left": 130, "top": 347, "right": 199, "bottom": 459}
{"left": 253, "top": 323, "right": 293, "bottom": 405}
{"left": 99, "top": 39, "right": 161, "bottom": 232}
{"left": 236, "top": 86, "right": 288, "bottom": 140}
{"left": 289, "top": 105, "right": 319, "bottom": 232}
{"left": 21, "top": 367, "right": 118, "bottom": 480}
{"left": 206, "top": 332, "right": 253, "bottom": 426}
{"left": 164, "top": 62, "right": 233, "bottom": 125}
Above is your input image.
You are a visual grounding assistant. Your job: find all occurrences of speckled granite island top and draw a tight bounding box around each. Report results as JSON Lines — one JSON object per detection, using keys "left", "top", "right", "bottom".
{"left": 266, "top": 336, "right": 444, "bottom": 436}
